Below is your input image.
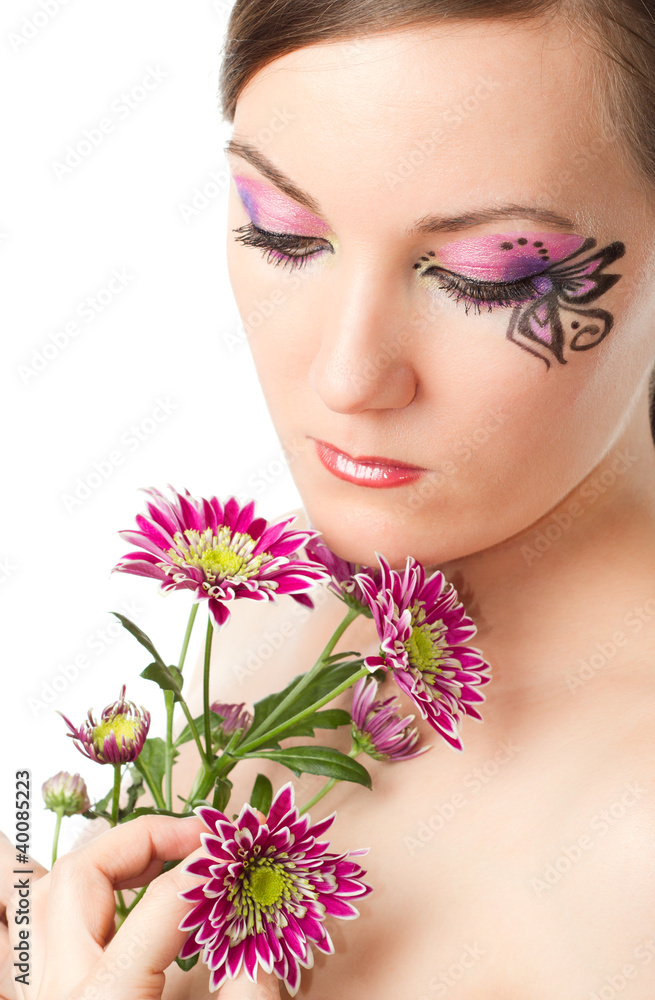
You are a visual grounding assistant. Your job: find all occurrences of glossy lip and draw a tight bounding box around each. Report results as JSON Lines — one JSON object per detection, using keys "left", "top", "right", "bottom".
{"left": 311, "top": 438, "right": 428, "bottom": 488}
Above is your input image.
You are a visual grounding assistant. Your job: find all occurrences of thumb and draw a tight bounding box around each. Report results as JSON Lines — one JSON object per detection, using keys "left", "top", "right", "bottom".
{"left": 216, "top": 967, "right": 282, "bottom": 999}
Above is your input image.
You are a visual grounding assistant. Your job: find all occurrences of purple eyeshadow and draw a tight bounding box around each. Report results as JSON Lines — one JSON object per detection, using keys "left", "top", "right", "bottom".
{"left": 436, "top": 232, "right": 587, "bottom": 281}
{"left": 232, "top": 173, "right": 330, "bottom": 237}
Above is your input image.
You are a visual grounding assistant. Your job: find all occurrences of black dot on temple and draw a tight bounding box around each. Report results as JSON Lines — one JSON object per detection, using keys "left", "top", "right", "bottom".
{"left": 428, "top": 251, "right": 436, "bottom": 256}
{"left": 538, "top": 248, "right": 548, "bottom": 254}
{"left": 517, "top": 238, "right": 528, "bottom": 245}
{"left": 420, "top": 256, "right": 430, "bottom": 261}
{"left": 533, "top": 241, "right": 543, "bottom": 247}
{"left": 542, "top": 256, "right": 550, "bottom": 261}
{"left": 571, "top": 321, "right": 580, "bottom": 329}
{"left": 500, "top": 242, "right": 513, "bottom": 250}
{"left": 413, "top": 263, "right": 421, "bottom": 269}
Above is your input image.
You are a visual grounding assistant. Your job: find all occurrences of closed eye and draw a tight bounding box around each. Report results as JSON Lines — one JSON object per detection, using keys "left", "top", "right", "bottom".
{"left": 421, "top": 265, "right": 546, "bottom": 315}
{"left": 232, "top": 221, "right": 333, "bottom": 271}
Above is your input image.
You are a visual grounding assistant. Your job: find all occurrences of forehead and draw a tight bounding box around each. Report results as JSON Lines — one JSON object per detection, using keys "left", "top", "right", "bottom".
{"left": 231, "top": 19, "right": 616, "bottom": 233}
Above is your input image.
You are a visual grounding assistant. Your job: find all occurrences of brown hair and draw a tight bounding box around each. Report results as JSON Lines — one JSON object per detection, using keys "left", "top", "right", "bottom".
{"left": 217, "top": 0, "right": 655, "bottom": 438}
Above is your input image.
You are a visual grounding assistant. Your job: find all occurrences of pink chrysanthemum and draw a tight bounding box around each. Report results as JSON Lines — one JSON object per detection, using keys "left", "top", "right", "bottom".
{"left": 353, "top": 554, "right": 492, "bottom": 752}
{"left": 112, "top": 486, "right": 331, "bottom": 629}
{"left": 303, "top": 534, "right": 380, "bottom": 617}
{"left": 177, "top": 782, "right": 371, "bottom": 996}
{"left": 350, "top": 675, "right": 430, "bottom": 762}
{"left": 58, "top": 685, "right": 150, "bottom": 764}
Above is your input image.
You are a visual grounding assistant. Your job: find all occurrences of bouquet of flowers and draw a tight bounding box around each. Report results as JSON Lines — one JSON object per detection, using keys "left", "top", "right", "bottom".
{"left": 41, "top": 485, "right": 492, "bottom": 996}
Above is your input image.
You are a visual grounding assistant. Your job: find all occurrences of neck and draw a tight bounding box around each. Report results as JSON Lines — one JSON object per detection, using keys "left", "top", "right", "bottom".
{"left": 437, "top": 401, "right": 655, "bottom": 737}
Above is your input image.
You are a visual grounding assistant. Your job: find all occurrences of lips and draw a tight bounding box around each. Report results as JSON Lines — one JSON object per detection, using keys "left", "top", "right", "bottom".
{"left": 312, "top": 438, "right": 428, "bottom": 488}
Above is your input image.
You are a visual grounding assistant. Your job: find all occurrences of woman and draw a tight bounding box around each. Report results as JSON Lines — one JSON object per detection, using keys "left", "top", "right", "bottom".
{"left": 4, "top": 0, "right": 655, "bottom": 996}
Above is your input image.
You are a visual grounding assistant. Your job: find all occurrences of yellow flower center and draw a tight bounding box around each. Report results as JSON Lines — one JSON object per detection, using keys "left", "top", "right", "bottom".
{"left": 93, "top": 714, "right": 139, "bottom": 752}
{"left": 245, "top": 865, "right": 286, "bottom": 907}
{"left": 404, "top": 604, "right": 448, "bottom": 681}
{"left": 167, "top": 526, "right": 271, "bottom": 582}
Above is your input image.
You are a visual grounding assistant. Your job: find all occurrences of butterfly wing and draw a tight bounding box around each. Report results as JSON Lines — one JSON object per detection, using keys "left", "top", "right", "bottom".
{"left": 546, "top": 240, "right": 625, "bottom": 304}
{"left": 505, "top": 293, "right": 566, "bottom": 368}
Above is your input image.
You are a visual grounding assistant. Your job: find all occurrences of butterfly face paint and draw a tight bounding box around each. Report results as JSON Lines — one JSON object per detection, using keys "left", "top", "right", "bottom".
{"left": 414, "top": 233, "right": 626, "bottom": 368}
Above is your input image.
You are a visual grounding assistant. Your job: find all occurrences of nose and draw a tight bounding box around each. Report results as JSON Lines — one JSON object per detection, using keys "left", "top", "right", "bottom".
{"left": 309, "top": 263, "right": 418, "bottom": 413}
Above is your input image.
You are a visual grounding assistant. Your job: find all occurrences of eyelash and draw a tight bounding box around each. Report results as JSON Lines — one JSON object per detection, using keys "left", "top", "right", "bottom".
{"left": 423, "top": 268, "right": 543, "bottom": 315}
{"left": 232, "top": 222, "right": 330, "bottom": 271}
{"left": 232, "top": 222, "right": 545, "bottom": 311}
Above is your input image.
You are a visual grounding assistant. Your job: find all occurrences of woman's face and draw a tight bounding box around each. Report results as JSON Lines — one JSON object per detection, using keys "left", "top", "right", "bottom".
{"left": 225, "top": 18, "right": 655, "bottom": 569}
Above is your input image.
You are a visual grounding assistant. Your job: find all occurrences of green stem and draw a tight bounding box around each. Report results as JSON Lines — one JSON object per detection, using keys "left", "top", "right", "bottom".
{"left": 136, "top": 757, "right": 167, "bottom": 810}
{"left": 178, "top": 695, "right": 212, "bottom": 768}
{"left": 164, "top": 689, "right": 174, "bottom": 811}
{"left": 109, "top": 765, "right": 128, "bottom": 921}
{"left": 241, "top": 606, "right": 360, "bottom": 747}
{"left": 179, "top": 602, "right": 200, "bottom": 673}
{"left": 124, "top": 883, "right": 148, "bottom": 915}
{"left": 203, "top": 615, "right": 214, "bottom": 763}
{"left": 111, "top": 763, "right": 122, "bottom": 826}
{"left": 299, "top": 748, "right": 360, "bottom": 816}
{"left": 51, "top": 809, "right": 64, "bottom": 867}
{"left": 231, "top": 665, "right": 370, "bottom": 758}
{"left": 164, "top": 603, "right": 200, "bottom": 810}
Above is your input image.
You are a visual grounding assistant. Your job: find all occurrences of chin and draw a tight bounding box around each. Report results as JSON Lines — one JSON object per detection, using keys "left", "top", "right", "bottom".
{"left": 302, "top": 501, "right": 441, "bottom": 571}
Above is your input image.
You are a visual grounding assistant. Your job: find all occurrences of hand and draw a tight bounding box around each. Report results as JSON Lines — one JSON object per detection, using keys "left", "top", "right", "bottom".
{"left": 1, "top": 817, "right": 282, "bottom": 1000}
{"left": 0, "top": 831, "right": 48, "bottom": 1000}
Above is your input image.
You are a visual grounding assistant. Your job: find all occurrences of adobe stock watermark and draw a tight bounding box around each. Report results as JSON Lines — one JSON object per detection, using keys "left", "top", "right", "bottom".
{"left": 586, "top": 937, "right": 655, "bottom": 1000}
{"left": 393, "top": 406, "right": 506, "bottom": 526}
{"left": 521, "top": 448, "right": 639, "bottom": 566}
{"left": 72, "top": 932, "right": 148, "bottom": 999}
{"left": 530, "top": 782, "right": 645, "bottom": 895}
{"left": 231, "top": 584, "right": 331, "bottom": 684}
{"left": 565, "top": 598, "right": 655, "bottom": 694}
{"left": 27, "top": 598, "right": 145, "bottom": 716}
{"left": 222, "top": 266, "right": 312, "bottom": 352}
{"left": 417, "top": 942, "right": 486, "bottom": 999}
{"left": 7, "top": 0, "right": 73, "bottom": 53}
{"left": 386, "top": 74, "right": 502, "bottom": 190}
{"left": 402, "top": 739, "right": 520, "bottom": 855}
{"left": 0, "top": 557, "right": 17, "bottom": 585}
{"left": 51, "top": 65, "right": 170, "bottom": 180}
{"left": 60, "top": 396, "right": 179, "bottom": 513}
{"left": 180, "top": 108, "right": 295, "bottom": 223}
{"left": 244, "top": 436, "right": 314, "bottom": 499}
{"left": 18, "top": 267, "right": 134, "bottom": 385}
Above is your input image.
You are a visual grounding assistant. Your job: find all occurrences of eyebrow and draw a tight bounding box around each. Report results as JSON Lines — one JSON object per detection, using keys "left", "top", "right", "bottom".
{"left": 224, "top": 137, "right": 578, "bottom": 234}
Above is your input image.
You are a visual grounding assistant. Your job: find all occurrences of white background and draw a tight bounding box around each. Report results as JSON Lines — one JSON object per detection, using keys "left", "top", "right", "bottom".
{"left": 1, "top": 0, "right": 302, "bottom": 865}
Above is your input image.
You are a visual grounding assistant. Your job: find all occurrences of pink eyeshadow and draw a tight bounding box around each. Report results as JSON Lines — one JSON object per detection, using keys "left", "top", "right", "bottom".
{"left": 436, "top": 232, "right": 587, "bottom": 281}
{"left": 232, "top": 174, "right": 330, "bottom": 237}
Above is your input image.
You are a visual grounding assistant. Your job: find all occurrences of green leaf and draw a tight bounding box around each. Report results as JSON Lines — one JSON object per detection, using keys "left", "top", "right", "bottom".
{"left": 253, "top": 708, "right": 352, "bottom": 748}
{"left": 213, "top": 777, "right": 232, "bottom": 813}
{"left": 119, "top": 768, "right": 146, "bottom": 819}
{"left": 249, "top": 774, "right": 273, "bottom": 816}
{"left": 175, "top": 954, "right": 199, "bottom": 972}
{"left": 140, "top": 661, "right": 184, "bottom": 703}
{"left": 111, "top": 612, "right": 168, "bottom": 668}
{"left": 244, "top": 660, "right": 364, "bottom": 748}
{"left": 243, "top": 746, "right": 372, "bottom": 788}
{"left": 133, "top": 737, "right": 169, "bottom": 799}
{"left": 174, "top": 710, "right": 227, "bottom": 748}
{"left": 92, "top": 787, "right": 114, "bottom": 815}
{"left": 122, "top": 807, "right": 190, "bottom": 821}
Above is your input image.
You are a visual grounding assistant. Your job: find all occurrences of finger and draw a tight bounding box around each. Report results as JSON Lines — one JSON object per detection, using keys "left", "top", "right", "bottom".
{"left": 40, "top": 816, "right": 205, "bottom": 990}
{"left": 0, "top": 832, "right": 48, "bottom": 920}
{"left": 0, "top": 922, "right": 17, "bottom": 1000}
{"left": 98, "top": 839, "right": 212, "bottom": 986}
{"left": 217, "top": 968, "right": 282, "bottom": 999}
